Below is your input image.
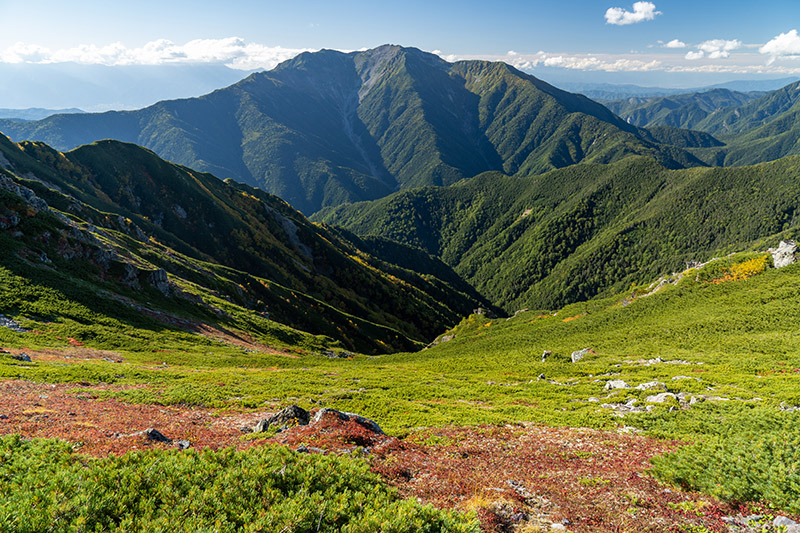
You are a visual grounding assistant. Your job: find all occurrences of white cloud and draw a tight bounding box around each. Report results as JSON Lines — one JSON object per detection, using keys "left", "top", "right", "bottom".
{"left": 685, "top": 50, "right": 704, "bottom": 60}
{"left": 508, "top": 52, "right": 660, "bottom": 72}
{"left": 0, "top": 42, "right": 52, "bottom": 63}
{"left": 605, "top": 2, "right": 661, "bottom": 25}
{"left": 664, "top": 39, "right": 686, "bottom": 49}
{"left": 0, "top": 38, "right": 312, "bottom": 70}
{"left": 760, "top": 29, "right": 800, "bottom": 62}
{"left": 696, "top": 39, "right": 741, "bottom": 59}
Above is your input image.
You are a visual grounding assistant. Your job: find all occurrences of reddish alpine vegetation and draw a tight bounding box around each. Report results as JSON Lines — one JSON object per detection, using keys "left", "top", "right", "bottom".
{"left": 0, "top": 379, "right": 764, "bottom": 531}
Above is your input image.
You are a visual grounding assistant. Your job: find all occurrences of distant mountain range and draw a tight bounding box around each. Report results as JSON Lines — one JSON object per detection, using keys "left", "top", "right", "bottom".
{"left": 556, "top": 77, "right": 798, "bottom": 101}
{"left": 0, "top": 45, "right": 706, "bottom": 214}
{"left": 0, "top": 108, "right": 85, "bottom": 121}
{"left": 0, "top": 62, "right": 248, "bottom": 111}
{"left": 602, "top": 88, "right": 763, "bottom": 130}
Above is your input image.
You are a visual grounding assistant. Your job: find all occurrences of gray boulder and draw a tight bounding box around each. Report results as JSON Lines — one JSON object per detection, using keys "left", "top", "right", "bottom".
{"left": 571, "top": 348, "right": 591, "bottom": 363}
{"left": 646, "top": 392, "right": 677, "bottom": 403}
{"left": 604, "top": 380, "right": 630, "bottom": 390}
{"left": 768, "top": 240, "right": 797, "bottom": 268}
{"left": 635, "top": 381, "right": 667, "bottom": 391}
{"left": 253, "top": 405, "right": 310, "bottom": 433}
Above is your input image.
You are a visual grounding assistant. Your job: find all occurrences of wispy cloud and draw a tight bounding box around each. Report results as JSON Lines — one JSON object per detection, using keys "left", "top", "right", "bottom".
{"left": 605, "top": 2, "right": 661, "bottom": 25}
{"left": 0, "top": 38, "right": 312, "bottom": 70}
{"left": 760, "top": 29, "right": 800, "bottom": 63}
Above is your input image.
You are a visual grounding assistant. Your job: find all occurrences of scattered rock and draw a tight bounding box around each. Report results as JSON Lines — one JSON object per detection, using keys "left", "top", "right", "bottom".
{"left": 11, "top": 353, "right": 32, "bottom": 362}
{"left": 774, "top": 516, "right": 800, "bottom": 531}
{"left": 311, "top": 408, "right": 385, "bottom": 435}
{"left": 253, "top": 405, "right": 310, "bottom": 433}
{"left": 601, "top": 398, "right": 647, "bottom": 414}
{"left": 296, "top": 445, "right": 326, "bottom": 454}
{"left": 571, "top": 348, "right": 591, "bottom": 363}
{"left": 550, "top": 523, "right": 566, "bottom": 531}
{"left": 541, "top": 350, "right": 551, "bottom": 362}
{"left": 174, "top": 440, "right": 191, "bottom": 449}
{"left": 141, "top": 428, "right": 171, "bottom": 443}
{"left": 768, "top": 240, "right": 797, "bottom": 268}
{"left": 645, "top": 392, "right": 677, "bottom": 404}
{"left": 0, "top": 315, "right": 29, "bottom": 333}
{"left": 604, "top": 380, "right": 630, "bottom": 390}
{"left": 635, "top": 381, "right": 667, "bottom": 391}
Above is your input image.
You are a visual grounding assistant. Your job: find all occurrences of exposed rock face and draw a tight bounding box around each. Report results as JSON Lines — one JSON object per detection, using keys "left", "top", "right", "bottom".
{"left": 148, "top": 269, "right": 171, "bottom": 296}
{"left": 768, "top": 240, "right": 797, "bottom": 268}
{"left": 311, "top": 408, "right": 385, "bottom": 435}
{"left": 253, "top": 405, "right": 311, "bottom": 433}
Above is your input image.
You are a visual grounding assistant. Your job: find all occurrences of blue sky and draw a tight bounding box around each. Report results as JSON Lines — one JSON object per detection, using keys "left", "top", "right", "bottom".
{"left": 1, "top": 0, "right": 799, "bottom": 87}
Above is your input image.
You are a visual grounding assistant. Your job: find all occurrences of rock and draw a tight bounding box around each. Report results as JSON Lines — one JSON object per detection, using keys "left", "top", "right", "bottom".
{"left": 0, "top": 415, "right": 8, "bottom": 420}
{"left": 175, "top": 440, "right": 191, "bottom": 449}
{"left": 147, "top": 269, "right": 171, "bottom": 296}
{"left": 538, "top": 373, "right": 546, "bottom": 380}
{"left": 774, "top": 516, "right": 799, "bottom": 527}
{"left": 550, "top": 524, "right": 566, "bottom": 531}
{"left": 296, "top": 445, "right": 326, "bottom": 454}
{"left": 0, "top": 315, "right": 29, "bottom": 333}
{"left": 604, "top": 380, "right": 630, "bottom": 390}
{"left": 541, "top": 350, "right": 551, "bottom": 362}
{"left": 571, "top": 348, "right": 591, "bottom": 363}
{"left": 646, "top": 392, "right": 677, "bottom": 403}
{"left": 253, "top": 405, "right": 310, "bottom": 433}
{"left": 11, "top": 353, "right": 32, "bottom": 362}
{"left": 768, "top": 240, "right": 797, "bottom": 268}
{"left": 142, "top": 428, "right": 171, "bottom": 443}
{"left": 635, "top": 381, "right": 667, "bottom": 391}
{"left": 311, "top": 408, "right": 385, "bottom": 435}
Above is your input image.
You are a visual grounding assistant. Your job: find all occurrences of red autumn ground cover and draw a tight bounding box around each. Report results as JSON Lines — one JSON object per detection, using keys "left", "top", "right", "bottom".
{"left": 0, "top": 379, "right": 763, "bottom": 531}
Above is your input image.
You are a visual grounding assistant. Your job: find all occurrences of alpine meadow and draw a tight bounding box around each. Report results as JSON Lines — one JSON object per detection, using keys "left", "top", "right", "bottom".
{"left": 4, "top": 3, "right": 800, "bottom": 531}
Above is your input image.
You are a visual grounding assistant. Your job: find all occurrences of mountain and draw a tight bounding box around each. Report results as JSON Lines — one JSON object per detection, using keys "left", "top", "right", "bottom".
{"left": 558, "top": 78, "right": 797, "bottom": 101}
{"left": 685, "top": 81, "right": 800, "bottom": 166}
{"left": 603, "top": 88, "right": 762, "bottom": 129}
{"left": 0, "top": 134, "right": 489, "bottom": 353}
{"left": 0, "top": 108, "right": 85, "bottom": 121}
{"left": 0, "top": 45, "right": 705, "bottom": 214}
{"left": 316, "top": 156, "right": 800, "bottom": 312}
{"left": 0, "top": 62, "right": 248, "bottom": 111}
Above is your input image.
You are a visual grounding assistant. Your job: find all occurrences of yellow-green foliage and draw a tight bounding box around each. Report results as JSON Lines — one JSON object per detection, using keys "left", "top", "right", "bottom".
{"left": 728, "top": 254, "right": 769, "bottom": 280}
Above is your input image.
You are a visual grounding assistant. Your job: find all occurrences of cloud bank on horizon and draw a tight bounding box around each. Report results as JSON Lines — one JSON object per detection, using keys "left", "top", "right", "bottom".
{"left": 0, "top": 37, "right": 312, "bottom": 71}
{"left": 2, "top": 2, "right": 800, "bottom": 79}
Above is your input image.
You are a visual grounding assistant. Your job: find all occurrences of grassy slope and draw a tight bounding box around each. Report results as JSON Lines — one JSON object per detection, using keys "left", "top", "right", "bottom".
{"left": 0, "top": 135, "right": 489, "bottom": 353}
{"left": 316, "top": 156, "right": 800, "bottom": 312}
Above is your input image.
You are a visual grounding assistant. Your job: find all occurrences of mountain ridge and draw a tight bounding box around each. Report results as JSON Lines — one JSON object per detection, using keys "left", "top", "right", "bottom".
{"left": 0, "top": 45, "right": 705, "bottom": 214}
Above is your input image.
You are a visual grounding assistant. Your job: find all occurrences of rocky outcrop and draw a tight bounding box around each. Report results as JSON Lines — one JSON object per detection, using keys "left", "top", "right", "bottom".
{"left": 253, "top": 405, "right": 310, "bottom": 433}
{"left": 571, "top": 348, "right": 591, "bottom": 363}
{"left": 768, "top": 240, "right": 797, "bottom": 268}
{"left": 311, "top": 408, "right": 385, "bottom": 435}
